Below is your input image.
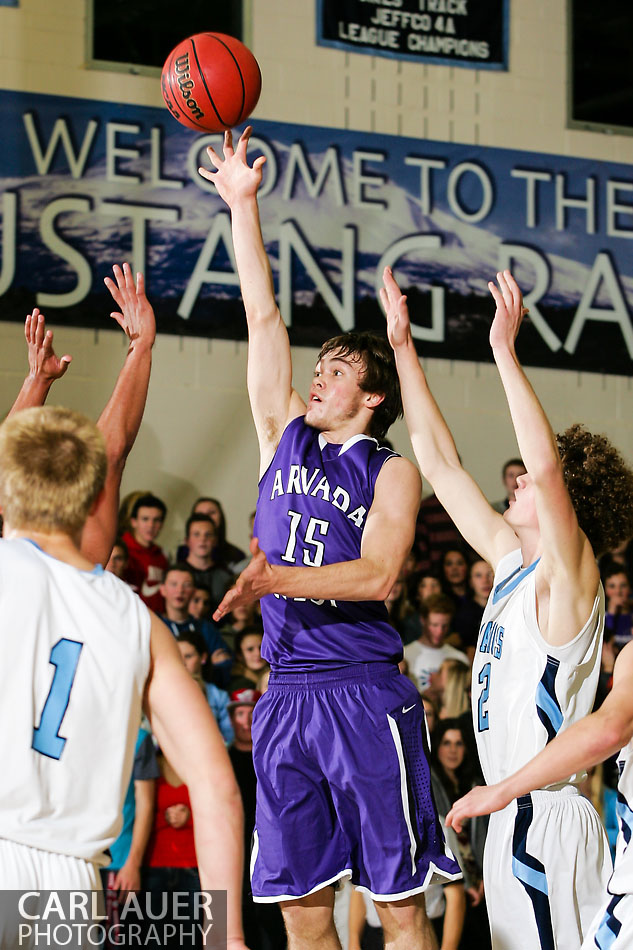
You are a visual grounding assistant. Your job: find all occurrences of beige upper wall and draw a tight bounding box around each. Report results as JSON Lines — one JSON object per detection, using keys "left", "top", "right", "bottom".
{"left": 0, "top": 0, "right": 631, "bottom": 555}
{"left": 1, "top": 0, "right": 631, "bottom": 161}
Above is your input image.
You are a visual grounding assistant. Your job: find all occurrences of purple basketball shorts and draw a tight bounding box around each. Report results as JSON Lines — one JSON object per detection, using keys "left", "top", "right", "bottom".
{"left": 250, "top": 662, "right": 462, "bottom": 902}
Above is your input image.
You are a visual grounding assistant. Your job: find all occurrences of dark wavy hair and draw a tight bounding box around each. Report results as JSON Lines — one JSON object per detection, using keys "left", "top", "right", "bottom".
{"left": 318, "top": 332, "right": 403, "bottom": 440}
{"left": 430, "top": 718, "right": 476, "bottom": 799}
{"left": 556, "top": 424, "right": 633, "bottom": 558}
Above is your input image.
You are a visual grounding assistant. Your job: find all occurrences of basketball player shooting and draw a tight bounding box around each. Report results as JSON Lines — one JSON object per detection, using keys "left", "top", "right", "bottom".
{"left": 381, "top": 266, "right": 633, "bottom": 949}
{"left": 200, "top": 127, "right": 461, "bottom": 950}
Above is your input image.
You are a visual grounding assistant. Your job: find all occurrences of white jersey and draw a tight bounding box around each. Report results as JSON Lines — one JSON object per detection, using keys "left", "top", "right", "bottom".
{"left": 608, "top": 742, "right": 633, "bottom": 895}
{"left": 472, "top": 548, "right": 604, "bottom": 788}
{"left": 0, "top": 538, "right": 151, "bottom": 865}
{"left": 403, "top": 640, "right": 469, "bottom": 692}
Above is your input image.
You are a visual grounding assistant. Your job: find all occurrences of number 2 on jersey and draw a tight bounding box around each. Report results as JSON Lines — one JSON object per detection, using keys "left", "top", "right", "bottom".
{"left": 32, "top": 638, "right": 83, "bottom": 760}
{"left": 477, "top": 662, "right": 491, "bottom": 732}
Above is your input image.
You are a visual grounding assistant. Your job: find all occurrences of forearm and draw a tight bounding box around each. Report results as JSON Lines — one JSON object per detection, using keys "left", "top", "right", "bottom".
{"left": 189, "top": 774, "right": 245, "bottom": 945}
{"left": 96, "top": 341, "right": 152, "bottom": 464}
{"left": 125, "top": 786, "right": 155, "bottom": 869}
{"left": 230, "top": 197, "right": 279, "bottom": 324}
{"left": 147, "top": 642, "right": 246, "bottom": 946}
{"left": 393, "top": 336, "right": 461, "bottom": 484}
{"left": 500, "top": 707, "right": 625, "bottom": 803}
{"left": 8, "top": 374, "right": 54, "bottom": 417}
{"left": 267, "top": 556, "right": 394, "bottom": 603}
{"left": 492, "top": 344, "right": 560, "bottom": 480}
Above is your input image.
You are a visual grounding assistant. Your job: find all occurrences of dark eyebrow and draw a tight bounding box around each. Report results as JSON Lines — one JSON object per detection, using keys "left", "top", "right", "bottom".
{"left": 326, "top": 355, "right": 355, "bottom": 367}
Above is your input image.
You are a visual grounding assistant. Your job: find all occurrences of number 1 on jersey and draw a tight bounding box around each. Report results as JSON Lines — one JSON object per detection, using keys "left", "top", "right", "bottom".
{"left": 478, "top": 662, "right": 491, "bottom": 732}
{"left": 32, "top": 638, "right": 83, "bottom": 760}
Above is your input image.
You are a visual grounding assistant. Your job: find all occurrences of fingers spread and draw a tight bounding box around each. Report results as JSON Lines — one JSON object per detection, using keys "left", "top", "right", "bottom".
{"left": 223, "top": 129, "right": 235, "bottom": 156}
{"left": 122, "top": 261, "right": 134, "bottom": 290}
{"left": 237, "top": 125, "right": 252, "bottom": 155}
{"left": 104, "top": 276, "right": 124, "bottom": 307}
{"left": 34, "top": 313, "right": 46, "bottom": 348}
{"left": 488, "top": 280, "right": 504, "bottom": 307}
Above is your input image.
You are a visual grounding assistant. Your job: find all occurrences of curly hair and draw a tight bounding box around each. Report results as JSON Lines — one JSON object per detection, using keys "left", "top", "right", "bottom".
{"left": 556, "top": 424, "right": 633, "bottom": 558}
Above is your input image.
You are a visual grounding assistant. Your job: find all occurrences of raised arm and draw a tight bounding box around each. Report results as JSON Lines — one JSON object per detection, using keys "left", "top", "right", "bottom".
{"left": 488, "top": 271, "right": 599, "bottom": 641}
{"left": 80, "top": 264, "right": 155, "bottom": 566}
{"left": 446, "top": 640, "right": 633, "bottom": 833}
{"left": 381, "top": 267, "right": 516, "bottom": 569}
{"left": 144, "top": 613, "right": 248, "bottom": 950}
{"left": 199, "top": 127, "right": 305, "bottom": 475}
{"left": 214, "top": 455, "right": 421, "bottom": 620}
{"left": 8, "top": 309, "right": 72, "bottom": 416}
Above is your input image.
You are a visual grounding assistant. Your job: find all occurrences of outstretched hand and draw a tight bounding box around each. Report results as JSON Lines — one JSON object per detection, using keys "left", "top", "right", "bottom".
{"left": 445, "top": 782, "right": 510, "bottom": 833}
{"left": 213, "top": 537, "right": 273, "bottom": 622}
{"left": 25, "top": 309, "right": 72, "bottom": 381}
{"left": 379, "top": 267, "right": 412, "bottom": 349}
{"left": 198, "top": 126, "right": 266, "bottom": 207}
{"left": 488, "top": 270, "right": 529, "bottom": 351}
{"left": 104, "top": 263, "right": 156, "bottom": 349}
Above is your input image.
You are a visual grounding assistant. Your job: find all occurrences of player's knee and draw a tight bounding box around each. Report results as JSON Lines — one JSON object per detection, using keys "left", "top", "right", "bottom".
{"left": 280, "top": 897, "right": 335, "bottom": 941}
{"left": 374, "top": 895, "right": 424, "bottom": 940}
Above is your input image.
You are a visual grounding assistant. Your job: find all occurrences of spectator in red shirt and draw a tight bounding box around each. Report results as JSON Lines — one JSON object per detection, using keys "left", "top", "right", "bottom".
{"left": 122, "top": 493, "right": 169, "bottom": 613}
{"left": 142, "top": 753, "right": 200, "bottom": 942}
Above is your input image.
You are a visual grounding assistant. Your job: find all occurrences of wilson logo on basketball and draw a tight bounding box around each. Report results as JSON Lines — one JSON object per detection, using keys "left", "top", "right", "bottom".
{"left": 161, "top": 33, "right": 262, "bottom": 133}
{"left": 174, "top": 53, "right": 205, "bottom": 121}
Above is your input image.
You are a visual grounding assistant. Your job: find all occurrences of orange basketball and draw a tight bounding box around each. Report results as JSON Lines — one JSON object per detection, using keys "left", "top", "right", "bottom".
{"left": 161, "top": 33, "right": 262, "bottom": 133}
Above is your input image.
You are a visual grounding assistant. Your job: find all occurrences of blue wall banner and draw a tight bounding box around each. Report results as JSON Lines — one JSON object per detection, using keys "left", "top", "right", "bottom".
{"left": 317, "top": 0, "right": 509, "bottom": 70}
{"left": 0, "top": 88, "right": 632, "bottom": 375}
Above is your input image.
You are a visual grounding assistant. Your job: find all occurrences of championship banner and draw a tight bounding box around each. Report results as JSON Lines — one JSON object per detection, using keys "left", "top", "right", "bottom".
{"left": 317, "top": 0, "right": 508, "bottom": 70}
{"left": 0, "top": 88, "right": 632, "bottom": 376}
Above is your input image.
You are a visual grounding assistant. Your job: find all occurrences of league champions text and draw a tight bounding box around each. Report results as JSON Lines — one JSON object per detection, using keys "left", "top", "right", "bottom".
{"left": 0, "top": 890, "right": 227, "bottom": 949}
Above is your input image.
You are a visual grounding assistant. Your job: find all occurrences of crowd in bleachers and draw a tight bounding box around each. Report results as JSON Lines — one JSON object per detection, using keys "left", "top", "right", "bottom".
{"left": 97, "top": 454, "right": 633, "bottom": 950}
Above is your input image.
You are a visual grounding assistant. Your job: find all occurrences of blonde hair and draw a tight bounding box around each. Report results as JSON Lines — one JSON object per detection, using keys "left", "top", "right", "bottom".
{"left": 440, "top": 659, "right": 470, "bottom": 719}
{"left": 0, "top": 406, "right": 106, "bottom": 536}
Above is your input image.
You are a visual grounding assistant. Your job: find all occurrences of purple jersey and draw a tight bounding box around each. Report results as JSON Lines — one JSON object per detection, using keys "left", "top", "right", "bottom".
{"left": 254, "top": 416, "right": 404, "bottom": 670}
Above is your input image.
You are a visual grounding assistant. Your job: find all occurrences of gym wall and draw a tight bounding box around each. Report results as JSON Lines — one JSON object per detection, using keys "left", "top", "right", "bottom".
{"left": 0, "top": 0, "right": 630, "bottom": 555}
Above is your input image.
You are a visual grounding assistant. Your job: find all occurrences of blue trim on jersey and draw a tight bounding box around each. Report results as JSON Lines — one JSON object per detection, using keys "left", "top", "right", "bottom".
{"left": 492, "top": 557, "right": 541, "bottom": 605}
{"left": 594, "top": 895, "right": 623, "bottom": 949}
{"left": 512, "top": 795, "right": 555, "bottom": 950}
{"left": 616, "top": 791, "right": 633, "bottom": 849}
{"left": 536, "top": 656, "right": 563, "bottom": 743}
{"left": 23, "top": 538, "right": 104, "bottom": 575}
